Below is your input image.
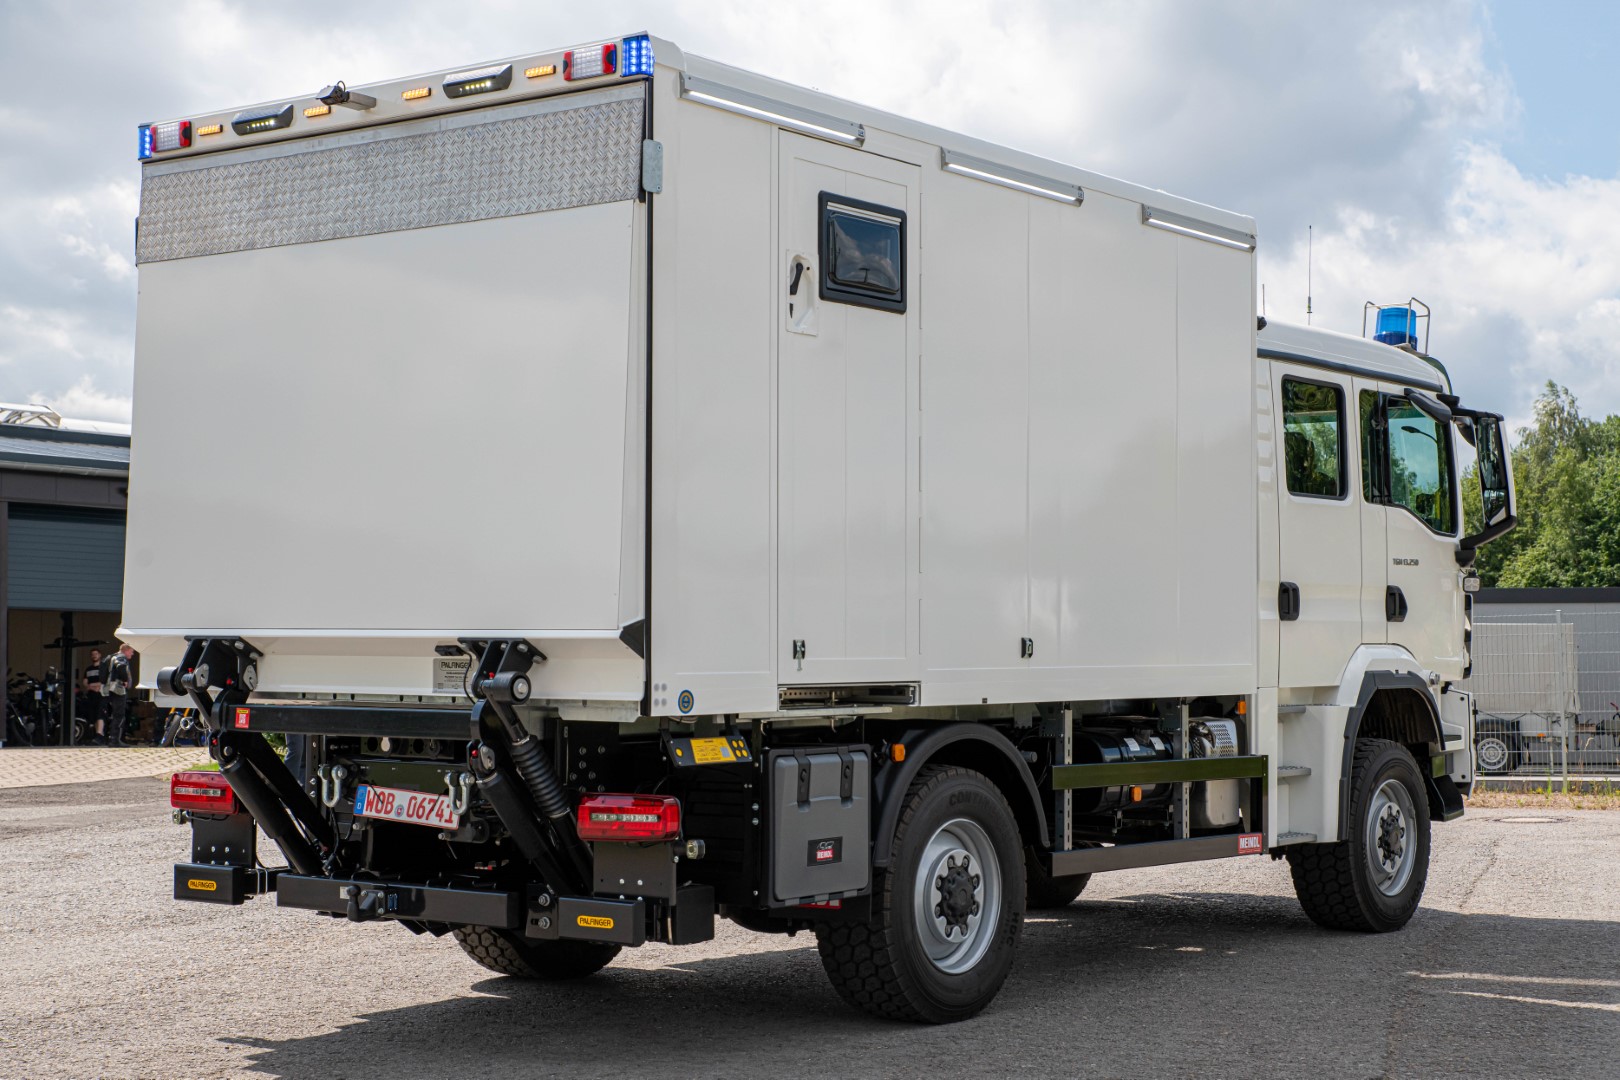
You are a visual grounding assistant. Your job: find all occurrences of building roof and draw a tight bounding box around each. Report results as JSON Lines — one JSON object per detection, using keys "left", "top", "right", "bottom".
{"left": 1476, "top": 587, "right": 1620, "bottom": 605}
{"left": 0, "top": 423, "right": 130, "bottom": 476}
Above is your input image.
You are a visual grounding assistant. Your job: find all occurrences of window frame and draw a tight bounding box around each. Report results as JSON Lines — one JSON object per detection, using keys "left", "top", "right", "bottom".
{"left": 1383, "top": 395, "right": 1460, "bottom": 537}
{"left": 1362, "top": 389, "right": 1460, "bottom": 537}
{"left": 817, "top": 191, "right": 907, "bottom": 314}
{"left": 1280, "top": 375, "right": 1349, "bottom": 502}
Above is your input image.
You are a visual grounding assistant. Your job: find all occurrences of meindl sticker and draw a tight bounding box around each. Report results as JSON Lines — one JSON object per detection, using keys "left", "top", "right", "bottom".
{"left": 808, "top": 837, "right": 842, "bottom": 865}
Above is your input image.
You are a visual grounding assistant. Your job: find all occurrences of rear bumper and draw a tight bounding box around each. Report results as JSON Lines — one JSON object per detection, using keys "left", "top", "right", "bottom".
{"left": 276, "top": 874, "right": 522, "bottom": 928}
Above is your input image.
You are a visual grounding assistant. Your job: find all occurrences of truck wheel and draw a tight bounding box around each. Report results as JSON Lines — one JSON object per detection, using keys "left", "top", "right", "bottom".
{"left": 452, "top": 926, "right": 619, "bottom": 980}
{"left": 1473, "top": 721, "right": 1517, "bottom": 774}
{"left": 1024, "top": 844, "right": 1091, "bottom": 909}
{"left": 815, "top": 765, "right": 1023, "bottom": 1023}
{"left": 1286, "top": 739, "right": 1430, "bottom": 933}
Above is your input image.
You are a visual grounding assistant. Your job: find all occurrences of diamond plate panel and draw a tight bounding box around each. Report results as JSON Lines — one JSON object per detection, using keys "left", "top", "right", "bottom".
{"left": 138, "top": 97, "right": 644, "bottom": 263}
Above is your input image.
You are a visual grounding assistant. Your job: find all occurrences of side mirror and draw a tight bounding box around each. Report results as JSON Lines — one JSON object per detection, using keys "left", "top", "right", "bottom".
{"left": 1457, "top": 413, "right": 1516, "bottom": 564}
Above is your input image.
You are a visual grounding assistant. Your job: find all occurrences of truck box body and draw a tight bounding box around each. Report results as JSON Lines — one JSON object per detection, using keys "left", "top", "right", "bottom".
{"left": 122, "top": 39, "right": 1257, "bottom": 716}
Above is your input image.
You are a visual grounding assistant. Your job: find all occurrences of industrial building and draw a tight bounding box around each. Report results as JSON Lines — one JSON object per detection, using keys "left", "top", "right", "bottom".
{"left": 0, "top": 404, "right": 130, "bottom": 723}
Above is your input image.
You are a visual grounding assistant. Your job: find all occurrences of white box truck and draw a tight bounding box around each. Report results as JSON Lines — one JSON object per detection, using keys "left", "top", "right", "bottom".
{"left": 131, "top": 33, "right": 1518, "bottom": 1022}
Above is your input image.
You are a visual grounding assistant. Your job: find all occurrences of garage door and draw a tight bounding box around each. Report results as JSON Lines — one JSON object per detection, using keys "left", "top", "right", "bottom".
{"left": 6, "top": 505, "right": 126, "bottom": 611}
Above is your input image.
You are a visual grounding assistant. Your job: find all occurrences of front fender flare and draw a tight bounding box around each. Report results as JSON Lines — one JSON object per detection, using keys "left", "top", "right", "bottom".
{"left": 1337, "top": 669, "right": 1442, "bottom": 840}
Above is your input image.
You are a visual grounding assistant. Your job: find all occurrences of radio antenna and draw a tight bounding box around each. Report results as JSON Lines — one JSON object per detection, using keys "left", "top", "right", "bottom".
{"left": 1306, "top": 225, "right": 1313, "bottom": 325}
{"left": 1262, "top": 284, "right": 1267, "bottom": 317}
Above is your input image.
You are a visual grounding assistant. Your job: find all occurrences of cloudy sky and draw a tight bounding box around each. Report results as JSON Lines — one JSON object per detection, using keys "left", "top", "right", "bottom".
{"left": 2, "top": 0, "right": 1616, "bottom": 428}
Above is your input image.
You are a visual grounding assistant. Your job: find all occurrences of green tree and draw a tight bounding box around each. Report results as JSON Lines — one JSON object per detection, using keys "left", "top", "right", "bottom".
{"left": 1467, "top": 381, "right": 1620, "bottom": 586}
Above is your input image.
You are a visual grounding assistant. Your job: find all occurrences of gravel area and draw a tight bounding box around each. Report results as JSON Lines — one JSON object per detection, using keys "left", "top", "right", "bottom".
{"left": 1, "top": 778, "right": 1617, "bottom": 1079}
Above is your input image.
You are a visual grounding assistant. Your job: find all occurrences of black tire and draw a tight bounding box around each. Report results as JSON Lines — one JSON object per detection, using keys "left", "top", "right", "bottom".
{"left": 452, "top": 926, "right": 619, "bottom": 980}
{"left": 815, "top": 765, "right": 1024, "bottom": 1023}
{"left": 1024, "top": 844, "right": 1091, "bottom": 909}
{"left": 1286, "top": 739, "right": 1431, "bottom": 933}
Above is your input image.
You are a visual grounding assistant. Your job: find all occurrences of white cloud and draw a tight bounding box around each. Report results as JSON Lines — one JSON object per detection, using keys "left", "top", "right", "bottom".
{"left": 0, "top": 0, "right": 1613, "bottom": 433}
{"left": 42, "top": 374, "right": 132, "bottom": 424}
{"left": 1259, "top": 140, "right": 1620, "bottom": 429}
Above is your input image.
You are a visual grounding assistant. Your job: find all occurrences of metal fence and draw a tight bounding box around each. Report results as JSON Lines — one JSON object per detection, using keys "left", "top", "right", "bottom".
{"left": 1461, "top": 610, "right": 1620, "bottom": 779}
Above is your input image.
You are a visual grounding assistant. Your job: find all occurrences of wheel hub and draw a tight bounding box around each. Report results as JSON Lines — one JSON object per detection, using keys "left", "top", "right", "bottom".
{"left": 933, "top": 853, "right": 981, "bottom": 935}
{"left": 1375, "top": 804, "right": 1406, "bottom": 870}
{"left": 1365, "top": 776, "right": 1418, "bottom": 897}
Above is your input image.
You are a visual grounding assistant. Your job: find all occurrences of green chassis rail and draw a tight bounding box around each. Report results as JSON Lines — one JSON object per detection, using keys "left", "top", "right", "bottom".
{"left": 1047, "top": 755, "right": 1269, "bottom": 876}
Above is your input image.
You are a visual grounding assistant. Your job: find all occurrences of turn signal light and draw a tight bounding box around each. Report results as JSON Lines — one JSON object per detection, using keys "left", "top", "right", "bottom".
{"left": 170, "top": 770, "right": 236, "bottom": 814}
{"left": 577, "top": 793, "right": 681, "bottom": 842}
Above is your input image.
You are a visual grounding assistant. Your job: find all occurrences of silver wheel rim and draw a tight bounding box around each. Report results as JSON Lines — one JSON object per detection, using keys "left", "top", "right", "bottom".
{"left": 1365, "top": 777, "right": 1417, "bottom": 896}
{"left": 1476, "top": 736, "right": 1508, "bottom": 772}
{"left": 913, "top": 817, "right": 1001, "bottom": 974}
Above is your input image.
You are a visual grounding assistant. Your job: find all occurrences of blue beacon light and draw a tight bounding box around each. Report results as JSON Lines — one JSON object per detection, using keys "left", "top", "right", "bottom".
{"left": 621, "top": 34, "right": 655, "bottom": 77}
{"left": 1374, "top": 305, "right": 1418, "bottom": 348}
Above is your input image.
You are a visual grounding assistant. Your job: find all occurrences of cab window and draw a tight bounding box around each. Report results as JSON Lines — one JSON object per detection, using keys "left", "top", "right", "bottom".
{"left": 1386, "top": 399, "right": 1456, "bottom": 534}
{"left": 1281, "top": 378, "right": 1345, "bottom": 499}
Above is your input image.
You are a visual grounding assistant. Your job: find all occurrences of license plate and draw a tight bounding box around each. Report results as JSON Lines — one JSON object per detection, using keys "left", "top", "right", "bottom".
{"left": 353, "top": 784, "right": 461, "bottom": 831}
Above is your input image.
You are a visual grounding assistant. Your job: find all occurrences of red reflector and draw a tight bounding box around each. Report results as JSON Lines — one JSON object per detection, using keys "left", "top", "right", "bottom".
{"left": 170, "top": 770, "right": 236, "bottom": 814}
{"left": 577, "top": 793, "right": 680, "bottom": 842}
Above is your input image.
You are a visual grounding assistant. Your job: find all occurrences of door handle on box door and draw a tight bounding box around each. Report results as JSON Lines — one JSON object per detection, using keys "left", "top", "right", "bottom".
{"left": 787, "top": 254, "right": 817, "bottom": 336}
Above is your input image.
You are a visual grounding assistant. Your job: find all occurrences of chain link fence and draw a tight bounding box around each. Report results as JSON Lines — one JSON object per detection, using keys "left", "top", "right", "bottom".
{"left": 1461, "top": 608, "right": 1620, "bottom": 780}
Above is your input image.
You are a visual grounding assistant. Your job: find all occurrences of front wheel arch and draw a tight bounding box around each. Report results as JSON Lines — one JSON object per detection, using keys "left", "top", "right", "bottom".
{"left": 1338, "top": 674, "right": 1443, "bottom": 839}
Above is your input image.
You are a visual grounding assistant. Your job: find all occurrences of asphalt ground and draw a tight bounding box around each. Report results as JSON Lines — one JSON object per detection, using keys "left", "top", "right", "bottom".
{"left": 1, "top": 778, "right": 1616, "bottom": 1080}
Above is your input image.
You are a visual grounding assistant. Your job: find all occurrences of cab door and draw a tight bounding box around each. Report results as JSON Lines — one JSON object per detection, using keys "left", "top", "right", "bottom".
{"left": 776, "top": 133, "right": 919, "bottom": 685}
{"left": 1379, "top": 385, "right": 1466, "bottom": 677}
{"left": 1273, "top": 365, "right": 1363, "bottom": 688}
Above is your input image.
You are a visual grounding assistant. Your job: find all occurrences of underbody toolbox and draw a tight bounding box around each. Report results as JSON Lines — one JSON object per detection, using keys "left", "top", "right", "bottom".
{"left": 768, "top": 746, "right": 871, "bottom": 905}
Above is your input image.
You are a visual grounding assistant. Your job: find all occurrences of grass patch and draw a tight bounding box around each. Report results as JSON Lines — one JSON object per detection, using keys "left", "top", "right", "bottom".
{"left": 1467, "top": 781, "right": 1620, "bottom": 811}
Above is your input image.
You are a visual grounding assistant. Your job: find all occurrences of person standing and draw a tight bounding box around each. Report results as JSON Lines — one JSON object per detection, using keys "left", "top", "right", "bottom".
{"left": 83, "top": 649, "right": 110, "bottom": 744}
{"left": 106, "top": 644, "right": 136, "bottom": 745}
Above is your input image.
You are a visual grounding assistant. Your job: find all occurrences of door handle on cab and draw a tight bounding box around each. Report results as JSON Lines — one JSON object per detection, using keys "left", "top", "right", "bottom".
{"left": 1279, "top": 582, "right": 1300, "bottom": 622}
{"left": 1385, "top": 586, "right": 1408, "bottom": 622}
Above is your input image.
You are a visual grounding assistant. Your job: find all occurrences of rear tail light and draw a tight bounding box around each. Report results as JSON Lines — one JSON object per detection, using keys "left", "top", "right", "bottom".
{"left": 577, "top": 793, "right": 680, "bottom": 841}
{"left": 170, "top": 770, "right": 236, "bottom": 814}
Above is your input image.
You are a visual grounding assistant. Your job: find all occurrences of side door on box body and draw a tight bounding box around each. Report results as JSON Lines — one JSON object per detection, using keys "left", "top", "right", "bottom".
{"left": 776, "top": 133, "right": 920, "bottom": 686}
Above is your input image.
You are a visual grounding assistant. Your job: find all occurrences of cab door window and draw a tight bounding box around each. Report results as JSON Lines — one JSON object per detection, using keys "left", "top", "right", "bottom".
{"left": 1281, "top": 378, "right": 1346, "bottom": 498}
{"left": 1377, "top": 397, "right": 1457, "bottom": 534}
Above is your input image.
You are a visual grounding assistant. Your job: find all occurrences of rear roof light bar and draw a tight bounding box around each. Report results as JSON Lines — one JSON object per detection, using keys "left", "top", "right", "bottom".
{"left": 137, "top": 34, "right": 658, "bottom": 162}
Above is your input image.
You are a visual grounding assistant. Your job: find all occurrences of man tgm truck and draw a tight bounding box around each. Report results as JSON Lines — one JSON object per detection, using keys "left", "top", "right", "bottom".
{"left": 129, "top": 34, "right": 1518, "bottom": 1022}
